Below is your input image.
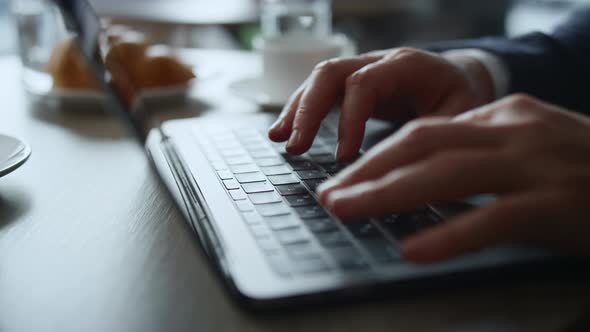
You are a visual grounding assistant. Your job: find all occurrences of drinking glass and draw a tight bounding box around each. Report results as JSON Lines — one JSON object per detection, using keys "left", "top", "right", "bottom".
{"left": 260, "top": 0, "right": 332, "bottom": 39}
{"left": 12, "top": 0, "right": 67, "bottom": 95}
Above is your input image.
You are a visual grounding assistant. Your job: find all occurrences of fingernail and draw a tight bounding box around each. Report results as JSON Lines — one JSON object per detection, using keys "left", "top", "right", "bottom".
{"left": 287, "top": 130, "right": 301, "bottom": 150}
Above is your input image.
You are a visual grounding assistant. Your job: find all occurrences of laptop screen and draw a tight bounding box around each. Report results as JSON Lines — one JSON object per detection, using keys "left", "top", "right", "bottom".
{"left": 53, "top": 0, "right": 150, "bottom": 141}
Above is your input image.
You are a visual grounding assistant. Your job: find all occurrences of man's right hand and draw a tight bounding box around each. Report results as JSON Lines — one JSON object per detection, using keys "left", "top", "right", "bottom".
{"left": 268, "top": 48, "right": 496, "bottom": 161}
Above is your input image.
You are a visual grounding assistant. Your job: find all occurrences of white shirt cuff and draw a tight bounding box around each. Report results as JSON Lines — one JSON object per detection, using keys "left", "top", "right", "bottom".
{"left": 446, "top": 49, "right": 511, "bottom": 100}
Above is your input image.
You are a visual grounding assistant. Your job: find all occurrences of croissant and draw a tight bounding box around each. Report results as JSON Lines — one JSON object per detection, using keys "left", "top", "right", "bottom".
{"left": 46, "top": 38, "right": 100, "bottom": 90}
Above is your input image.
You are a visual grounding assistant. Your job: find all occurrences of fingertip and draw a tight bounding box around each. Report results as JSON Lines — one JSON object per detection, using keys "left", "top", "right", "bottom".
{"left": 335, "top": 139, "right": 362, "bottom": 163}
{"left": 268, "top": 127, "right": 287, "bottom": 142}
{"left": 401, "top": 233, "right": 449, "bottom": 264}
{"left": 324, "top": 189, "right": 358, "bottom": 219}
{"left": 317, "top": 179, "right": 340, "bottom": 204}
{"left": 285, "top": 130, "right": 314, "bottom": 155}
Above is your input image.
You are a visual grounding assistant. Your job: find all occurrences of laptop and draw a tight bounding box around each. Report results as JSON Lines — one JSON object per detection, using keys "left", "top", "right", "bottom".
{"left": 54, "top": 0, "right": 575, "bottom": 310}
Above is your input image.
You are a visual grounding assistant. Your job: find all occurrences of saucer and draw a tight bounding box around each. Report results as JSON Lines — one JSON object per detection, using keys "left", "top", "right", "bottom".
{"left": 229, "top": 77, "right": 290, "bottom": 108}
{"left": 0, "top": 134, "right": 32, "bottom": 178}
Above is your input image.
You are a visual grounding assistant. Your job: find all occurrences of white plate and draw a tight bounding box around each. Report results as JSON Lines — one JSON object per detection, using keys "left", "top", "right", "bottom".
{"left": 0, "top": 134, "right": 31, "bottom": 178}
{"left": 229, "top": 77, "right": 288, "bottom": 108}
{"left": 46, "top": 83, "right": 192, "bottom": 105}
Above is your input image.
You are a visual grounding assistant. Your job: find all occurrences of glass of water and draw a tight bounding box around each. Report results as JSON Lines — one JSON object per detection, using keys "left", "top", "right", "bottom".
{"left": 12, "top": 0, "right": 67, "bottom": 95}
{"left": 260, "top": 0, "right": 332, "bottom": 39}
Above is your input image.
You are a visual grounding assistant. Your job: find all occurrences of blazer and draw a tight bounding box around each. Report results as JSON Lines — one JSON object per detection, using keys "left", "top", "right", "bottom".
{"left": 429, "top": 7, "right": 590, "bottom": 114}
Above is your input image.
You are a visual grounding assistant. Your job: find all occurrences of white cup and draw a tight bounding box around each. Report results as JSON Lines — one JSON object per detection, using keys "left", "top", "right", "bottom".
{"left": 255, "top": 34, "right": 354, "bottom": 103}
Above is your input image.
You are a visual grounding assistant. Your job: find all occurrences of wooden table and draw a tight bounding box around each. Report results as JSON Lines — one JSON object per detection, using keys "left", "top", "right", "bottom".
{"left": 1, "top": 50, "right": 589, "bottom": 332}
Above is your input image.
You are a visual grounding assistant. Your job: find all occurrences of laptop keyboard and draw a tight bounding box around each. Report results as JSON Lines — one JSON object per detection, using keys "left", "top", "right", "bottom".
{"left": 195, "top": 125, "right": 443, "bottom": 277}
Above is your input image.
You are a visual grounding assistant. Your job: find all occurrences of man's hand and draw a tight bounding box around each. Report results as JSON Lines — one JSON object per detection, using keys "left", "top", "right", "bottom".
{"left": 316, "top": 95, "right": 590, "bottom": 263}
{"left": 268, "top": 48, "right": 495, "bottom": 161}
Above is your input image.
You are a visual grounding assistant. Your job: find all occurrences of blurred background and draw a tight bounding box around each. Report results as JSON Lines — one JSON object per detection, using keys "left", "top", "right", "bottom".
{"left": 2, "top": 0, "right": 590, "bottom": 56}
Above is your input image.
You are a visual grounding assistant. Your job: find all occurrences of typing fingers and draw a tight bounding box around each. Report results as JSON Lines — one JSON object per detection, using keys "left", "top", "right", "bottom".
{"left": 318, "top": 118, "right": 505, "bottom": 203}
{"left": 283, "top": 55, "right": 382, "bottom": 154}
{"left": 400, "top": 191, "right": 565, "bottom": 263}
{"left": 323, "top": 149, "right": 522, "bottom": 219}
{"left": 268, "top": 83, "right": 306, "bottom": 142}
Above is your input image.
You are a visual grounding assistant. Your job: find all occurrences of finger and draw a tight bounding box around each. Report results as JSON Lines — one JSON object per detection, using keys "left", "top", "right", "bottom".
{"left": 286, "top": 55, "right": 382, "bottom": 154}
{"left": 317, "top": 119, "right": 505, "bottom": 202}
{"left": 324, "top": 149, "right": 522, "bottom": 219}
{"left": 335, "top": 49, "right": 467, "bottom": 161}
{"left": 401, "top": 191, "right": 564, "bottom": 263}
{"left": 268, "top": 84, "right": 305, "bottom": 142}
{"left": 336, "top": 58, "right": 391, "bottom": 161}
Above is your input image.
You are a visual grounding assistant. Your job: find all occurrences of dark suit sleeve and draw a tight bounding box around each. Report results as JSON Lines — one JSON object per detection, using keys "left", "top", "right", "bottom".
{"left": 428, "top": 8, "right": 590, "bottom": 114}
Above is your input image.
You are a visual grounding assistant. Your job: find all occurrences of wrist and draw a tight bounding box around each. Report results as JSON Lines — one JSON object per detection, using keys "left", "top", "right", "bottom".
{"left": 443, "top": 51, "right": 496, "bottom": 106}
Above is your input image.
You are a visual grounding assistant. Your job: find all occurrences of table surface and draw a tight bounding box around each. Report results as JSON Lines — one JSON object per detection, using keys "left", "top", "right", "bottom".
{"left": 1, "top": 50, "right": 589, "bottom": 332}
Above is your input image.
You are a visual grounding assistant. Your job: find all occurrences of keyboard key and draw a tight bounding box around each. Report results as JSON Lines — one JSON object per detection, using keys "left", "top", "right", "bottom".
{"left": 256, "top": 202, "right": 291, "bottom": 217}
{"left": 303, "top": 178, "right": 327, "bottom": 192}
{"left": 283, "top": 155, "right": 317, "bottom": 170}
{"left": 295, "top": 205, "right": 328, "bottom": 219}
{"left": 267, "top": 254, "right": 291, "bottom": 277}
{"left": 271, "top": 142, "right": 287, "bottom": 152}
{"left": 310, "top": 154, "right": 336, "bottom": 164}
{"left": 379, "top": 210, "right": 440, "bottom": 240}
{"left": 223, "top": 179, "right": 240, "bottom": 190}
{"left": 235, "top": 172, "right": 266, "bottom": 183}
{"left": 345, "top": 221, "right": 383, "bottom": 239}
{"left": 242, "top": 182, "right": 274, "bottom": 193}
{"left": 289, "top": 160, "right": 317, "bottom": 171}
{"left": 296, "top": 169, "right": 328, "bottom": 180}
{"left": 294, "top": 258, "right": 330, "bottom": 274}
{"left": 211, "top": 161, "right": 228, "bottom": 171}
{"left": 217, "top": 170, "right": 233, "bottom": 180}
{"left": 261, "top": 165, "right": 292, "bottom": 176}
{"left": 274, "top": 227, "right": 310, "bottom": 245}
{"left": 362, "top": 239, "right": 401, "bottom": 264}
{"left": 244, "top": 142, "right": 270, "bottom": 152}
{"left": 285, "top": 242, "right": 322, "bottom": 260}
{"left": 250, "top": 149, "right": 278, "bottom": 159}
{"left": 255, "top": 157, "right": 284, "bottom": 167}
{"left": 213, "top": 139, "right": 240, "bottom": 148}
{"left": 248, "top": 191, "right": 282, "bottom": 205}
{"left": 275, "top": 183, "right": 308, "bottom": 196}
{"left": 205, "top": 153, "right": 223, "bottom": 163}
{"left": 318, "top": 161, "right": 350, "bottom": 175}
{"left": 317, "top": 230, "right": 352, "bottom": 247}
{"left": 328, "top": 246, "right": 370, "bottom": 271}
{"left": 225, "top": 156, "right": 252, "bottom": 165}
{"left": 229, "top": 188, "right": 247, "bottom": 201}
{"left": 230, "top": 164, "right": 258, "bottom": 174}
{"left": 249, "top": 224, "right": 272, "bottom": 238}
{"left": 285, "top": 194, "right": 316, "bottom": 207}
{"left": 257, "top": 237, "right": 281, "bottom": 253}
{"left": 268, "top": 174, "right": 300, "bottom": 186}
{"left": 235, "top": 200, "right": 255, "bottom": 212}
{"left": 304, "top": 218, "right": 338, "bottom": 233}
{"left": 220, "top": 148, "right": 247, "bottom": 157}
{"left": 242, "top": 211, "right": 263, "bottom": 225}
{"left": 265, "top": 215, "right": 301, "bottom": 230}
